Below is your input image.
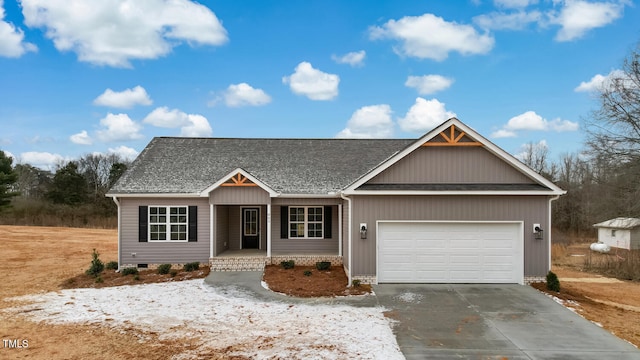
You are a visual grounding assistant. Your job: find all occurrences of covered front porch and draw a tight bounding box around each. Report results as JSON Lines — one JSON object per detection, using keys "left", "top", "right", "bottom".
{"left": 208, "top": 171, "right": 344, "bottom": 271}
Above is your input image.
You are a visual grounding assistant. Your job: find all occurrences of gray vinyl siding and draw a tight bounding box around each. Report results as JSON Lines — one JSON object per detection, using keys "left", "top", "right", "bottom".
{"left": 271, "top": 202, "right": 339, "bottom": 254}
{"left": 210, "top": 186, "right": 270, "bottom": 204}
{"left": 367, "top": 147, "right": 535, "bottom": 184}
{"left": 349, "top": 195, "right": 551, "bottom": 278}
{"left": 119, "top": 197, "right": 210, "bottom": 265}
{"left": 214, "top": 206, "right": 229, "bottom": 256}
{"left": 228, "top": 206, "right": 241, "bottom": 250}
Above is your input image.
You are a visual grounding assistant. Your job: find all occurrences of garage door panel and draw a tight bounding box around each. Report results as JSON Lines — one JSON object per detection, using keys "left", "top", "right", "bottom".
{"left": 378, "top": 222, "right": 522, "bottom": 284}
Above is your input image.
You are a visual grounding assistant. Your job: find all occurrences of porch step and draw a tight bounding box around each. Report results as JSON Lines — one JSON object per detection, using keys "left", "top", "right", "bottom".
{"left": 209, "top": 257, "right": 268, "bottom": 271}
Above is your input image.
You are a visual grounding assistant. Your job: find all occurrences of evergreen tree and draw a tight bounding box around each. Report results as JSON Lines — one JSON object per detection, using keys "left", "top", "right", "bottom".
{"left": 0, "top": 151, "right": 19, "bottom": 211}
{"left": 47, "top": 162, "right": 88, "bottom": 205}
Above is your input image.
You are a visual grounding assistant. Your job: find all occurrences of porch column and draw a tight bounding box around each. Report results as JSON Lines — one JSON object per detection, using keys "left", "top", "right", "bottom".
{"left": 338, "top": 203, "right": 343, "bottom": 257}
{"left": 266, "top": 203, "right": 272, "bottom": 257}
{"left": 210, "top": 203, "right": 215, "bottom": 258}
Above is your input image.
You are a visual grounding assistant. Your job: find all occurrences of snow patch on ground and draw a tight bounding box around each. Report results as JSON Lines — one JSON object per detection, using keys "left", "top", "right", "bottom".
{"left": 5, "top": 280, "right": 403, "bottom": 359}
{"left": 394, "top": 292, "right": 424, "bottom": 304}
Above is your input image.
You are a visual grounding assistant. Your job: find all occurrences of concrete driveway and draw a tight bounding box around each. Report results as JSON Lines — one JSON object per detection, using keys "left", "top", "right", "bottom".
{"left": 373, "top": 284, "right": 639, "bottom": 360}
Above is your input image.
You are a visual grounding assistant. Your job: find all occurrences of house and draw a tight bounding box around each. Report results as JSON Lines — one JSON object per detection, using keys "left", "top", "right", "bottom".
{"left": 106, "top": 118, "right": 565, "bottom": 285}
{"left": 593, "top": 217, "right": 640, "bottom": 250}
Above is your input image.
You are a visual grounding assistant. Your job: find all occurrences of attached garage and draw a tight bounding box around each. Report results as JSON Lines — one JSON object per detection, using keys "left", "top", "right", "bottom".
{"left": 377, "top": 221, "right": 523, "bottom": 284}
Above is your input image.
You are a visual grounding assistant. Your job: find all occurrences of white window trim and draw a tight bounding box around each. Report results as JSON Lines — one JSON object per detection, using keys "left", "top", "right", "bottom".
{"left": 149, "top": 205, "right": 189, "bottom": 242}
{"left": 288, "top": 206, "right": 323, "bottom": 239}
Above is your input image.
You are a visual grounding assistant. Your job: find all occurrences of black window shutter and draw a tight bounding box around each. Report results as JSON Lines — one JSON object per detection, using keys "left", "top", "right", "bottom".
{"left": 324, "top": 206, "right": 332, "bottom": 239}
{"left": 280, "top": 206, "right": 288, "bottom": 239}
{"left": 188, "top": 206, "right": 197, "bottom": 242}
{"left": 138, "top": 206, "right": 148, "bottom": 242}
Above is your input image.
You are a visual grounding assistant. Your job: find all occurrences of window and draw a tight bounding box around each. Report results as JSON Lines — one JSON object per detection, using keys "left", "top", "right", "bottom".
{"left": 289, "top": 206, "right": 323, "bottom": 239}
{"left": 149, "top": 206, "right": 188, "bottom": 241}
{"left": 612, "top": 229, "right": 617, "bottom": 237}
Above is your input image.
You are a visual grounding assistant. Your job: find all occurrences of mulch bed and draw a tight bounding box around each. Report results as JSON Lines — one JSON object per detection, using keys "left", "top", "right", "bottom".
{"left": 262, "top": 264, "right": 371, "bottom": 297}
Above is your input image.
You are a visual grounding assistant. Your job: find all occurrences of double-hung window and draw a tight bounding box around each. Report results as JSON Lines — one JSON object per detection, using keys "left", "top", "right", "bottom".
{"left": 289, "top": 206, "right": 323, "bottom": 239}
{"left": 149, "top": 206, "right": 188, "bottom": 241}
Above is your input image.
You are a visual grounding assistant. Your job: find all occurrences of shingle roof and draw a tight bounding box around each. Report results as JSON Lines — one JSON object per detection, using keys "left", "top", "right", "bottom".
{"left": 108, "top": 137, "right": 415, "bottom": 195}
{"left": 593, "top": 217, "right": 640, "bottom": 229}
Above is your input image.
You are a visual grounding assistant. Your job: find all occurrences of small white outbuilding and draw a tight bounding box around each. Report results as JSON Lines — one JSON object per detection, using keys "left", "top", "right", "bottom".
{"left": 593, "top": 217, "right": 640, "bottom": 250}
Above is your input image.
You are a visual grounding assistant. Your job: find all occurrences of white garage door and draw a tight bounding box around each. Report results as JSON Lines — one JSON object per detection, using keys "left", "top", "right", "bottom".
{"left": 378, "top": 222, "right": 523, "bottom": 284}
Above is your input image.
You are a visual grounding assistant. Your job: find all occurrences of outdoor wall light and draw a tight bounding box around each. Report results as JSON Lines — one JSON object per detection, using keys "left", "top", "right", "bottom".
{"left": 360, "top": 223, "right": 367, "bottom": 239}
{"left": 533, "top": 224, "right": 543, "bottom": 240}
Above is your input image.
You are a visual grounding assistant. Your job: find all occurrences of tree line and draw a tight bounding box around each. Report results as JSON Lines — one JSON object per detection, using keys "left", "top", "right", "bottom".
{"left": 0, "top": 152, "right": 129, "bottom": 228}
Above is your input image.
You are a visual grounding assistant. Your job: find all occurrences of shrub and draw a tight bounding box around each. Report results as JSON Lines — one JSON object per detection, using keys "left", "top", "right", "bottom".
{"left": 315, "top": 261, "right": 331, "bottom": 271}
{"left": 133, "top": 274, "right": 140, "bottom": 281}
{"left": 170, "top": 270, "right": 178, "bottom": 277}
{"left": 85, "top": 249, "right": 104, "bottom": 277}
{"left": 121, "top": 267, "right": 139, "bottom": 276}
{"left": 546, "top": 271, "right": 560, "bottom": 292}
{"left": 280, "top": 260, "right": 295, "bottom": 269}
{"left": 352, "top": 279, "right": 361, "bottom": 288}
{"left": 105, "top": 261, "right": 118, "bottom": 270}
{"left": 183, "top": 262, "right": 200, "bottom": 272}
{"left": 303, "top": 270, "right": 312, "bottom": 276}
{"left": 157, "top": 264, "right": 172, "bottom": 275}
{"left": 95, "top": 276, "right": 103, "bottom": 284}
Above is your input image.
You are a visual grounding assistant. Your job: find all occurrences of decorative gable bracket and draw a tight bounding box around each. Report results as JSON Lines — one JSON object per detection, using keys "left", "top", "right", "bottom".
{"left": 221, "top": 172, "right": 258, "bottom": 187}
{"left": 422, "top": 124, "right": 482, "bottom": 147}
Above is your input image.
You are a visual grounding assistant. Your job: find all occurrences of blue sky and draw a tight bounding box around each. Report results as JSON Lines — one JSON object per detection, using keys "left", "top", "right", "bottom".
{"left": 0, "top": 0, "right": 638, "bottom": 169}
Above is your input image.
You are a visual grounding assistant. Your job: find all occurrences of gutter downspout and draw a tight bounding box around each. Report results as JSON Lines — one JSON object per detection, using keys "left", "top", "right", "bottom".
{"left": 111, "top": 196, "right": 121, "bottom": 272}
{"left": 340, "top": 192, "right": 352, "bottom": 286}
{"left": 548, "top": 195, "right": 561, "bottom": 273}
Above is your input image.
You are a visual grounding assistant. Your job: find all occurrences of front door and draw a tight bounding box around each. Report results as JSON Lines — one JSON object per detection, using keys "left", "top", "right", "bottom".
{"left": 242, "top": 208, "right": 259, "bottom": 249}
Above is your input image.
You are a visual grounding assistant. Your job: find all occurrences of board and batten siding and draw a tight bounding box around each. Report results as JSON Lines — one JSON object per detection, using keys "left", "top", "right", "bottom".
{"left": 367, "top": 147, "right": 535, "bottom": 184}
{"left": 349, "top": 195, "right": 550, "bottom": 278}
{"left": 210, "top": 186, "right": 270, "bottom": 205}
{"left": 119, "top": 197, "right": 210, "bottom": 265}
{"left": 270, "top": 200, "right": 340, "bottom": 254}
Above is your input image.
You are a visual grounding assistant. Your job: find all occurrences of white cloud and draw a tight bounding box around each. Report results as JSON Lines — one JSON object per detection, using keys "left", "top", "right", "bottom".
{"left": 398, "top": 98, "right": 456, "bottom": 133}
{"left": 473, "top": 10, "right": 542, "bottom": 30}
{"left": 369, "top": 13, "right": 494, "bottom": 61}
{"left": 0, "top": 0, "right": 37, "bottom": 57}
{"left": 282, "top": 62, "right": 340, "bottom": 100}
{"left": 505, "top": 111, "right": 548, "bottom": 131}
{"left": 336, "top": 105, "right": 394, "bottom": 138}
{"left": 492, "top": 110, "right": 579, "bottom": 137}
{"left": 494, "top": 0, "right": 538, "bottom": 8}
{"left": 331, "top": 50, "right": 366, "bottom": 67}
{"left": 574, "top": 69, "right": 626, "bottom": 92}
{"left": 143, "top": 107, "right": 212, "bottom": 137}
{"left": 550, "top": 0, "right": 625, "bottom": 42}
{"left": 18, "top": 151, "right": 66, "bottom": 170}
{"left": 20, "top": 0, "right": 228, "bottom": 67}
{"left": 69, "top": 130, "right": 92, "bottom": 145}
{"left": 221, "top": 83, "right": 271, "bottom": 107}
{"left": 491, "top": 129, "right": 518, "bottom": 138}
{"left": 107, "top": 145, "right": 139, "bottom": 160}
{"left": 93, "top": 86, "right": 153, "bottom": 109}
{"left": 405, "top": 75, "right": 454, "bottom": 95}
{"left": 96, "top": 113, "right": 143, "bottom": 142}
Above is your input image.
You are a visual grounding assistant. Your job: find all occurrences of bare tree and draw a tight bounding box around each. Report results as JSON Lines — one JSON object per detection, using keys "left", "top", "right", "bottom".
{"left": 586, "top": 41, "right": 640, "bottom": 162}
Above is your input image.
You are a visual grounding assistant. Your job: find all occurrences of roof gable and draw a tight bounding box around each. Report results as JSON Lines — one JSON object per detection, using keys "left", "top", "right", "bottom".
{"left": 345, "top": 118, "right": 565, "bottom": 195}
